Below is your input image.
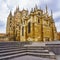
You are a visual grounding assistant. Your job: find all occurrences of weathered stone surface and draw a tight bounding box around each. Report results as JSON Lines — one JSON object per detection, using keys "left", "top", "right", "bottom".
{"left": 6, "top": 6, "right": 57, "bottom": 42}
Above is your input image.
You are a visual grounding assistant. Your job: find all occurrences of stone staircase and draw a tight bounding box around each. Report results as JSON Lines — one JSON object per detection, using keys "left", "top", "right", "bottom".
{"left": 0, "top": 42, "right": 56, "bottom": 60}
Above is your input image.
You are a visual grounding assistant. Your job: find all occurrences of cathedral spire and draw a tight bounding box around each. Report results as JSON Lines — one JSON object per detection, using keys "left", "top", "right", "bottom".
{"left": 35, "top": 4, "right": 38, "bottom": 9}
{"left": 31, "top": 8, "right": 34, "bottom": 12}
{"left": 46, "top": 5, "right": 48, "bottom": 14}
{"left": 17, "top": 6, "right": 19, "bottom": 10}
{"left": 51, "top": 10, "right": 53, "bottom": 17}
{"left": 9, "top": 11, "right": 12, "bottom": 16}
{"left": 34, "top": 4, "right": 38, "bottom": 11}
{"left": 16, "top": 6, "right": 19, "bottom": 12}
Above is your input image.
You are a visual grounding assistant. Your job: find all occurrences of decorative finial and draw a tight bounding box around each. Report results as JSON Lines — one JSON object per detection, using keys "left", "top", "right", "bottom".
{"left": 31, "top": 8, "right": 33, "bottom": 12}
{"left": 16, "top": 5, "right": 19, "bottom": 11}
{"left": 17, "top": 6, "right": 19, "bottom": 10}
{"left": 35, "top": 4, "right": 38, "bottom": 9}
{"left": 34, "top": 4, "right": 38, "bottom": 11}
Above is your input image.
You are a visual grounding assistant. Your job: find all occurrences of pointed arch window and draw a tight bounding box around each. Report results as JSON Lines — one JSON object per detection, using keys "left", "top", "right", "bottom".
{"left": 16, "top": 31, "right": 17, "bottom": 37}
{"left": 38, "top": 12, "right": 40, "bottom": 15}
{"left": 22, "top": 26, "right": 24, "bottom": 36}
{"left": 38, "top": 18, "right": 40, "bottom": 23}
{"left": 28, "top": 22, "right": 31, "bottom": 33}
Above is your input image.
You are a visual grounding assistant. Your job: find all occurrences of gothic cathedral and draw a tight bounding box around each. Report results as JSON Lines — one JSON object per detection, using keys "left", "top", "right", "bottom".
{"left": 6, "top": 5, "right": 57, "bottom": 42}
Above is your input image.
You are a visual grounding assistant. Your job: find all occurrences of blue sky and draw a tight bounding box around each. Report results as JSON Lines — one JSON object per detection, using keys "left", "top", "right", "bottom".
{"left": 0, "top": 0, "right": 60, "bottom": 33}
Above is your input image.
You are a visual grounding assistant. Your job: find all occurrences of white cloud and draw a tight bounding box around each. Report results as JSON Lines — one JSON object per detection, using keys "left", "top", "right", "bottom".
{"left": 0, "top": 28, "right": 6, "bottom": 33}
{"left": 53, "top": 11, "right": 60, "bottom": 32}
{"left": 0, "top": 1, "right": 9, "bottom": 21}
{"left": 53, "top": 11, "right": 60, "bottom": 19}
{"left": 5, "top": 0, "right": 52, "bottom": 11}
{"left": 55, "top": 22, "right": 60, "bottom": 32}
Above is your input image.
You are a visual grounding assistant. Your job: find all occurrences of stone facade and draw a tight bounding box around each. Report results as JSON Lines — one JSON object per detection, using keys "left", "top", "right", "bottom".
{"left": 57, "top": 32, "right": 60, "bottom": 40}
{"left": 6, "top": 5, "right": 57, "bottom": 42}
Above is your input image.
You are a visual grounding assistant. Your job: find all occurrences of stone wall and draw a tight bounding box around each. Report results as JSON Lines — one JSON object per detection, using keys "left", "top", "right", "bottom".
{"left": 46, "top": 41, "right": 60, "bottom": 55}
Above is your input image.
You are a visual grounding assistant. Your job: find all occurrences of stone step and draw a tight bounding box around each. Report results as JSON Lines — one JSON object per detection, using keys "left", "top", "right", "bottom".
{"left": 0, "top": 41, "right": 30, "bottom": 46}
{"left": 0, "top": 45, "right": 20, "bottom": 48}
{"left": 0, "top": 49, "right": 22, "bottom": 53}
{"left": 24, "top": 47, "right": 45, "bottom": 49}
{"left": 0, "top": 50, "right": 26, "bottom": 57}
{"left": 0, "top": 46, "right": 45, "bottom": 48}
{"left": 0, "top": 49, "right": 49, "bottom": 53}
{"left": 0, "top": 47, "right": 45, "bottom": 51}
{"left": 24, "top": 46, "right": 46, "bottom": 48}
{"left": 27, "top": 47, "right": 46, "bottom": 49}
{"left": 27, "top": 48, "right": 44, "bottom": 50}
{"left": 0, "top": 42, "right": 56, "bottom": 60}
{"left": 0, "top": 52, "right": 26, "bottom": 60}
{"left": 26, "top": 52, "right": 56, "bottom": 58}
{"left": 0, "top": 44, "right": 20, "bottom": 46}
{"left": 0, "top": 47, "right": 21, "bottom": 50}
{"left": 26, "top": 50, "right": 49, "bottom": 53}
{"left": 0, "top": 51, "right": 56, "bottom": 60}
{"left": 0, "top": 45, "right": 21, "bottom": 48}
{"left": 24, "top": 42, "right": 45, "bottom": 46}
{"left": 27, "top": 52, "right": 49, "bottom": 55}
